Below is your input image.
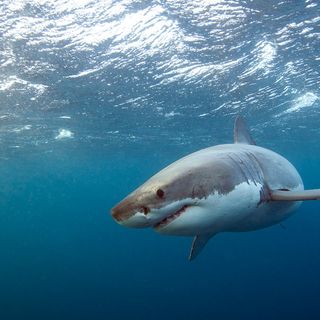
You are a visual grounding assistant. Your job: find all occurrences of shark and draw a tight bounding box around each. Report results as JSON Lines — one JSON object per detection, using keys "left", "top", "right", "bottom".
{"left": 111, "top": 117, "right": 320, "bottom": 260}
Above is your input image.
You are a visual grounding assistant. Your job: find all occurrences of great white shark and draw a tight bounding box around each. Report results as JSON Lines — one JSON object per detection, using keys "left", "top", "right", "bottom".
{"left": 111, "top": 117, "right": 320, "bottom": 260}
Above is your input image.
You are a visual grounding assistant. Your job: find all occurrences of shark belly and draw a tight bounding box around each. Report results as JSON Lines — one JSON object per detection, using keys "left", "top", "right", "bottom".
{"left": 155, "top": 180, "right": 262, "bottom": 236}
{"left": 155, "top": 180, "right": 302, "bottom": 236}
{"left": 226, "top": 194, "right": 302, "bottom": 232}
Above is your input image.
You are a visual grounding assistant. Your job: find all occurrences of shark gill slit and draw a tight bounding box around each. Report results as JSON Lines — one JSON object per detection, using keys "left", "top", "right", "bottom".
{"left": 227, "top": 154, "right": 250, "bottom": 185}
{"left": 233, "top": 152, "right": 258, "bottom": 186}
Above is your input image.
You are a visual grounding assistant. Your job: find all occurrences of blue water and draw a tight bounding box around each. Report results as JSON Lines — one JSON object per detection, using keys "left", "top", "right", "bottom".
{"left": 1, "top": 0, "right": 320, "bottom": 319}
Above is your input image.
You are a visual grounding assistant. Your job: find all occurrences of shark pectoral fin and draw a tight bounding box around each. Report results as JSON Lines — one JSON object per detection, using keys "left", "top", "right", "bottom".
{"left": 270, "top": 189, "right": 320, "bottom": 201}
{"left": 188, "top": 233, "right": 215, "bottom": 261}
{"left": 234, "top": 116, "right": 256, "bottom": 145}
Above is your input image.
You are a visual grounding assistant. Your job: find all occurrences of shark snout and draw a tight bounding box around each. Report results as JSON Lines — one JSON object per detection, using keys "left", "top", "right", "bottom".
{"left": 111, "top": 205, "right": 124, "bottom": 223}
{"left": 111, "top": 197, "right": 152, "bottom": 228}
{"left": 111, "top": 200, "right": 134, "bottom": 223}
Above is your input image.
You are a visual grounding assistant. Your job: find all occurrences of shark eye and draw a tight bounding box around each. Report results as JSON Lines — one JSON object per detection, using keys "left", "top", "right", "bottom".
{"left": 142, "top": 206, "right": 149, "bottom": 215}
{"left": 156, "top": 189, "right": 165, "bottom": 198}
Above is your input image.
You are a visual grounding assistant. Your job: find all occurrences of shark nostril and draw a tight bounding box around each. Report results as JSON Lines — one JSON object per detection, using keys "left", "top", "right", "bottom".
{"left": 142, "top": 206, "right": 149, "bottom": 215}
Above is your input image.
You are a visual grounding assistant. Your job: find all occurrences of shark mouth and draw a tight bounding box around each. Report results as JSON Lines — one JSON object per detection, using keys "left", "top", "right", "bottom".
{"left": 153, "top": 205, "right": 190, "bottom": 229}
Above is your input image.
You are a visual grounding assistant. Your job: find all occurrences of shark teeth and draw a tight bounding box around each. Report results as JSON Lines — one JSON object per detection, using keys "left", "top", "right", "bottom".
{"left": 154, "top": 205, "right": 190, "bottom": 229}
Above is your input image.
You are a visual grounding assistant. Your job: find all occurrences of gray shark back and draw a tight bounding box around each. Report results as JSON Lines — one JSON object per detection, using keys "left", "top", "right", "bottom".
{"left": 152, "top": 143, "right": 303, "bottom": 201}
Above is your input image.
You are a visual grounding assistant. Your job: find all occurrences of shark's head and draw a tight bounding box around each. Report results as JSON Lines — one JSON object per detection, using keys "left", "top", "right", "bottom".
{"left": 111, "top": 176, "right": 202, "bottom": 235}
{"left": 111, "top": 151, "right": 241, "bottom": 236}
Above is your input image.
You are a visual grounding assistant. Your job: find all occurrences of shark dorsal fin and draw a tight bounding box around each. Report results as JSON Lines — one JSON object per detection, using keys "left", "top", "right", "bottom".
{"left": 234, "top": 116, "right": 256, "bottom": 145}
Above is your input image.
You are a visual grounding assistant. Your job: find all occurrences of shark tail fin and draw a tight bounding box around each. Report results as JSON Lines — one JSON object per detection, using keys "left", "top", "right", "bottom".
{"left": 270, "top": 189, "right": 320, "bottom": 201}
{"left": 234, "top": 116, "right": 256, "bottom": 145}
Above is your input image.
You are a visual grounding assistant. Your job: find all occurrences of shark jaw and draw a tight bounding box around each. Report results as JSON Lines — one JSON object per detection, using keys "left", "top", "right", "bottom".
{"left": 153, "top": 204, "right": 190, "bottom": 230}
{"left": 115, "top": 198, "right": 199, "bottom": 233}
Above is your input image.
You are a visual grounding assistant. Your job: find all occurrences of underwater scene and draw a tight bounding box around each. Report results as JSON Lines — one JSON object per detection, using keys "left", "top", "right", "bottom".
{"left": 1, "top": 0, "right": 320, "bottom": 319}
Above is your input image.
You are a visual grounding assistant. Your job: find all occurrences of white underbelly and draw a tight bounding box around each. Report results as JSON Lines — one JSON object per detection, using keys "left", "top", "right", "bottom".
{"left": 156, "top": 181, "right": 303, "bottom": 236}
{"left": 227, "top": 199, "right": 301, "bottom": 232}
{"left": 157, "top": 181, "right": 262, "bottom": 236}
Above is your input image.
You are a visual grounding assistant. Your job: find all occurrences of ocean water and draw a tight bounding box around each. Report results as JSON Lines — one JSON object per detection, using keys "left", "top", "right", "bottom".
{"left": 1, "top": 0, "right": 320, "bottom": 319}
